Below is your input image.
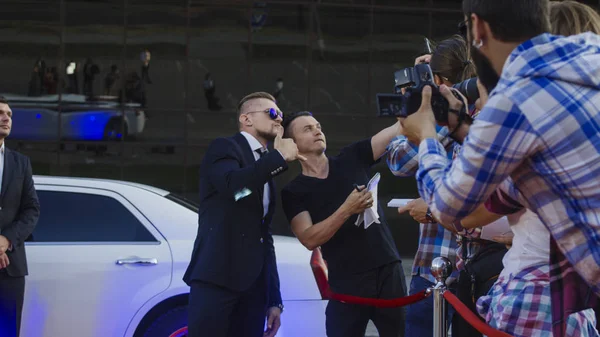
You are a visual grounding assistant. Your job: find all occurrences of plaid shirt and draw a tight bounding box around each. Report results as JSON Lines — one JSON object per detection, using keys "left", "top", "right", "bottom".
{"left": 477, "top": 264, "right": 598, "bottom": 337}
{"left": 386, "top": 127, "right": 459, "bottom": 283}
{"left": 482, "top": 181, "right": 598, "bottom": 336}
{"left": 416, "top": 33, "right": 600, "bottom": 336}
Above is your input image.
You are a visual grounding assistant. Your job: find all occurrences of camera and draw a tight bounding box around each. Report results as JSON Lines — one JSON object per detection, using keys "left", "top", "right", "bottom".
{"left": 376, "top": 63, "right": 479, "bottom": 122}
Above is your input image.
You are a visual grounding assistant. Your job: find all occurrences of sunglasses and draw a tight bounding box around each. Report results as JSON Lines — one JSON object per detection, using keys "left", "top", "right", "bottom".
{"left": 246, "top": 108, "right": 283, "bottom": 120}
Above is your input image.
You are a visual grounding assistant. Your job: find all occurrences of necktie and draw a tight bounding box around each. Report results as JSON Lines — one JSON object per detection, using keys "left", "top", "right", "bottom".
{"left": 256, "top": 148, "right": 268, "bottom": 158}
{"left": 256, "top": 147, "right": 270, "bottom": 217}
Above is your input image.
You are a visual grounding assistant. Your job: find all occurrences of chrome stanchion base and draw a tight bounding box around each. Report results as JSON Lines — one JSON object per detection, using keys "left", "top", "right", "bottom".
{"left": 430, "top": 257, "right": 453, "bottom": 337}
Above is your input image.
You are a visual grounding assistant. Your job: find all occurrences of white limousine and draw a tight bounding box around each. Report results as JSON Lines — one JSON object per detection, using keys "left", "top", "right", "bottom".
{"left": 19, "top": 176, "right": 327, "bottom": 337}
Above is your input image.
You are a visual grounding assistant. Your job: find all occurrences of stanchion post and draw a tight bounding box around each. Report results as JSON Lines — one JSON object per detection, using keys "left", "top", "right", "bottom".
{"left": 430, "top": 257, "right": 453, "bottom": 337}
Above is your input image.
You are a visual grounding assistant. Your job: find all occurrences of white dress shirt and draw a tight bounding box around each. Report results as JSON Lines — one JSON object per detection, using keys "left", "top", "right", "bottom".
{"left": 0, "top": 142, "right": 4, "bottom": 195}
{"left": 240, "top": 132, "right": 270, "bottom": 217}
{"left": 0, "top": 141, "right": 10, "bottom": 251}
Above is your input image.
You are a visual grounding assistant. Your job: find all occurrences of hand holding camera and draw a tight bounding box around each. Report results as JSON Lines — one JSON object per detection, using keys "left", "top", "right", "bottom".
{"left": 376, "top": 63, "right": 477, "bottom": 121}
{"left": 439, "top": 84, "right": 469, "bottom": 125}
{"left": 414, "top": 54, "right": 431, "bottom": 65}
{"left": 398, "top": 86, "right": 438, "bottom": 145}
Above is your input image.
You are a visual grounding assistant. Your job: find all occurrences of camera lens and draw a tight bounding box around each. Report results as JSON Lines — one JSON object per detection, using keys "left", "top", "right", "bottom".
{"left": 452, "top": 77, "right": 479, "bottom": 104}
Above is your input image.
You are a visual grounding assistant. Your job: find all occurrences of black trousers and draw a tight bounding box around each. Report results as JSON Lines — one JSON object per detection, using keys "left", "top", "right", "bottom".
{"left": 326, "top": 261, "right": 407, "bottom": 337}
{"left": 0, "top": 271, "right": 25, "bottom": 337}
{"left": 187, "top": 272, "right": 267, "bottom": 337}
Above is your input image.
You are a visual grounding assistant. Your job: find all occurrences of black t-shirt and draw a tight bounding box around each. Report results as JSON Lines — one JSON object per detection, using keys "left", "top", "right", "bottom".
{"left": 281, "top": 138, "right": 400, "bottom": 289}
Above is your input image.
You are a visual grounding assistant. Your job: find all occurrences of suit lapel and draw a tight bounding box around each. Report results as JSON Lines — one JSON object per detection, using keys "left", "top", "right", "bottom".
{"left": 1, "top": 148, "right": 13, "bottom": 199}
{"left": 233, "top": 133, "right": 257, "bottom": 168}
{"left": 233, "top": 133, "right": 265, "bottom": 207}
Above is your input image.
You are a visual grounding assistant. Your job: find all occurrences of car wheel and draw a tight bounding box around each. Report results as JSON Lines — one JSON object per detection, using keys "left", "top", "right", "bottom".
{"left": 103, "top": 118, "right": 128, "bottom": 141}
{"left": 141, "top": 306, "right": 188, "bottom": 337}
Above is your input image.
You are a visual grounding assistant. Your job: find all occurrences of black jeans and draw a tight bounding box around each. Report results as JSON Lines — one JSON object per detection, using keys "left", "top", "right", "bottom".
{"left": 326, "top": 261, "right": 407, "bottom": 337}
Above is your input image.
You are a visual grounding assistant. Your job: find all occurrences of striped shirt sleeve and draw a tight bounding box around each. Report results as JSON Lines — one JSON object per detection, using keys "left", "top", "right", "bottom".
{"left": 416, "top": 93, "right": 539, "bottom": 226}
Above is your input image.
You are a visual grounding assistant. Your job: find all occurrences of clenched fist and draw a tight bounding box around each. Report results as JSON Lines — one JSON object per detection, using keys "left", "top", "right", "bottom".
{"left": 274, "top": 126, "right": 307, "bottom": 162}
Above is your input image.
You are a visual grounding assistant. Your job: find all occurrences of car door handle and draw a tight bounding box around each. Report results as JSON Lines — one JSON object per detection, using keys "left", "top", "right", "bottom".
{"left": 116, "top": 257, "right": 158, "bottom": 265}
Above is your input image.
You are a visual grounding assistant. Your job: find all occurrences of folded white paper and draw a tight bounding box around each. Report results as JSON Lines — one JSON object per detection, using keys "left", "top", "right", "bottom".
{"left": 387, "top": 198, "right": 414, "bottom": 208}
{"left": 355, "top": 173, "right": 381, "bottom": 229}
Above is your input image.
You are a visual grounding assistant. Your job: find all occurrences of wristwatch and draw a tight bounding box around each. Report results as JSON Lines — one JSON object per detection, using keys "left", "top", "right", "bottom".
{"left": 272, "top": 303, "right": 284, "bottom": 313}
{"left": 425, "top": 208, "right": 435, "bottom": 223}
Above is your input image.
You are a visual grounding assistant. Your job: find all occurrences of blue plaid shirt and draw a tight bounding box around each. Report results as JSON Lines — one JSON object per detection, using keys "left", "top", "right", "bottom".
{"left": 386, "top": 126, "right": 460, "bottom": 284}
{"left": 416, "top": 33, "right": 600, "bottom": 334}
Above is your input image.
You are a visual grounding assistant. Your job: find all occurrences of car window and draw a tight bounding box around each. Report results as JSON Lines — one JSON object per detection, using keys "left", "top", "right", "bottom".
{"left": 31, "top": 190, "right": 157, "bottom": 242}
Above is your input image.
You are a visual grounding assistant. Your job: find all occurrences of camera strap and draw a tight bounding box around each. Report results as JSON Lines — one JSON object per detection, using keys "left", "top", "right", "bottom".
{"left": 447, "top": 103, "right": 468, "bottom": 141}
{"left": 447, "top": 88, "right": 474, "bottom": 142}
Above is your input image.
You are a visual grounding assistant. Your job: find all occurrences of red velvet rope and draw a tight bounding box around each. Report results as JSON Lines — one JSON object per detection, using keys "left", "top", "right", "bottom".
{"left": 330, "top": 289, "right": 429, "bottom": 308}
{"left": 443, "top": 291, "right": 514, "bottom": 337}
{"left": 310, "top": 248, "right": 429, "bottom": 308}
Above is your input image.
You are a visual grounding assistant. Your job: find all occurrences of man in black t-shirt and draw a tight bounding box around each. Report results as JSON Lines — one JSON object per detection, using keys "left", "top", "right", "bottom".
{"left": 281, "top": 111, "right": 407, "bottom": 337}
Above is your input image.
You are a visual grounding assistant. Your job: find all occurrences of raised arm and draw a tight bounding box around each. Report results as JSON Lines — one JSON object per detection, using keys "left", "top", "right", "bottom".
{"left": 206, "top": 138, "right": 288, "bottom": 199}
{"left": 386, "top": 127, "right": 453, "bottom": 177}
{"left": 417, "top": 94, "right": 538, "bottom": 226}
{"left": 371, "top": 121, "right": 402, "bottom": 161}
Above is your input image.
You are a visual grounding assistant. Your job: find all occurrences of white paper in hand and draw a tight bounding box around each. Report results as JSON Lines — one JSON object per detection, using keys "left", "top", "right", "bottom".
{"left": 355, "top": 172, "right": 381, "bottom": 229}
{"left": 387, "top": 199, "right": 413, "bottom": 208}
{"left": 480, "top": 216, "right": 512, "bottom": 241}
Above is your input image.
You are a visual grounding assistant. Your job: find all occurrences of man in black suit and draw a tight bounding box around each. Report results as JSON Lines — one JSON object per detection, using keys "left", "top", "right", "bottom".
{"left": 0, "top": 96, "right": 40, "bottom": 337}
{"left": 184, "top": 92, "right": 305, "bottom": 337}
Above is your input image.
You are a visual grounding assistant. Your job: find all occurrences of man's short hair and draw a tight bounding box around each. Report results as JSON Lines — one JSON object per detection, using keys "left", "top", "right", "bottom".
{"left": 237, "top": 92, "right": 276, "bottom": 116}
{"left": 0, "top": 96, "right": 8, "bottom": 105}
{"left": 282, "top": 111, "right": 312, "bottom": 138}
{"left": 462, "top": 0, "right": 550, "bottom": 43}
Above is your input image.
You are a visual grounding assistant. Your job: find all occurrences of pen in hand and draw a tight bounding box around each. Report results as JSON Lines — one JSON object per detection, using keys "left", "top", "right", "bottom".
{"left": 353, "top": 184, "right": 365, "bottom": 192}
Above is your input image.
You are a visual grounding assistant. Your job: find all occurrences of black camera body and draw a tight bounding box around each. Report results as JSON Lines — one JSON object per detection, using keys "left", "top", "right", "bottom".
{"left": 376, "top": 63, "right": 479, "bottom": 123}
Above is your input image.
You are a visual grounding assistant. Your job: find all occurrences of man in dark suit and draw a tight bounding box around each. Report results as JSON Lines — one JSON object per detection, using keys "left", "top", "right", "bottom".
{"left": 0, "top": 96, "right": 40, "bottom": 337}
{"left": 184, "top": 92, "right": 305, "bottom": 337}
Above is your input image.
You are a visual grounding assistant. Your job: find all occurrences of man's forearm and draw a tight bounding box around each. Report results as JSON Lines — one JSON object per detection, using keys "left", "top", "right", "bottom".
{"left": 417, "top": 138, "right": 469, "bottom": 226}
{"left": 460, "top": 203, "right": 503, "bottom": 229}
{"left": 298, "top": 208, "right": 352, "bottom": 250}
{"left": 386, "top": 136, "right": 419, "bottom": 177}
{"left": 416, "top": 97, "right": 536, "bottom": 226}
{"left": 386, "top": 127, "right": 454, "bottom": 178}
{"left": 3, "top": 212, "right": 38, "bottom": 249}
{"left": 371, "top": 121, "right": 401, "bottom": 160}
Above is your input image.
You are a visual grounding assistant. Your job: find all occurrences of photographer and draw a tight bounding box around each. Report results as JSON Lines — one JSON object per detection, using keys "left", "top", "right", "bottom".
{"left": 462, "top": 3, "right": 600, "bottom": 336}
{"left": 281, "top": 112, "right": 407, "bottom": 337}
{"left": 386, "top": 35, "right": 503, "bottom": 337}
{"left": 400, "top": 0, "right": 600, "bottom": 335}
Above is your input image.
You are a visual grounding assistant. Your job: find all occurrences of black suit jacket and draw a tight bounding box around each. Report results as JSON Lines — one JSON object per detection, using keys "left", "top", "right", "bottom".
{"left": 183, "top": 133, "right": 287, "bottom": 307}
{"left": 0, "top": 148, "right": 40, "bottom": 277}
